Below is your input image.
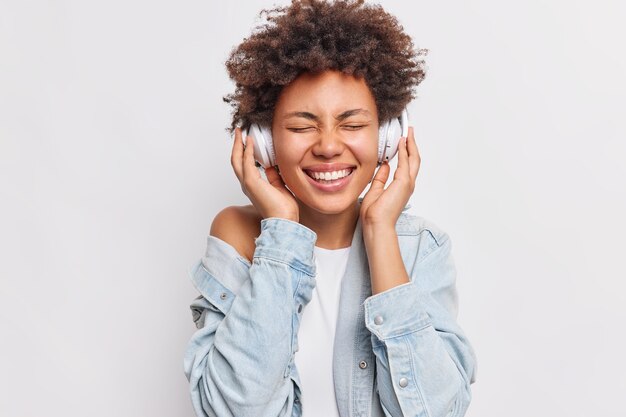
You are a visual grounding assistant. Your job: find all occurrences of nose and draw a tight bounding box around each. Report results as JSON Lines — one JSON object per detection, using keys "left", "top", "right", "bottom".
{"left": 311, "top": 129, "right": 345, "bottom": 159}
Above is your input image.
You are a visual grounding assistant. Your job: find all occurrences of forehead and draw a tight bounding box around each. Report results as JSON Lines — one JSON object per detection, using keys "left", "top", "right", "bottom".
{"left": 274, "top": 70, "right": 377, "bottom": 115}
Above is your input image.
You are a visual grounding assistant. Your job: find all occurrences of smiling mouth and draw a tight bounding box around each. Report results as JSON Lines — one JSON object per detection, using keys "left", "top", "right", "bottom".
{"left": 304, "top": 168, "right": 355, "bottom": 183}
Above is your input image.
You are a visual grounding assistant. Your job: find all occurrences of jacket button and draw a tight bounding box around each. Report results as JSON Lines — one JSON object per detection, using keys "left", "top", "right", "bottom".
{"left": 297, "top": 304, "right": 303, "bottom": 313}
{"left": 399, "top": 377, "right": 408, "bottom": 388}
{"left": 220, "top": 292, "right": 227, "bottom": 300}
{"left": 374, "top": 315, "right": 384, "bottom": 325}
{"left": 359, "top": 360, "right": 368, "bottom": 369}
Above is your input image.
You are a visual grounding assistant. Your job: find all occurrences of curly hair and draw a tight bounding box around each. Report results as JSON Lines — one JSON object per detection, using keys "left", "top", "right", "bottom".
{"left": 223, "top": 0, "right": 428, "bottom": 132}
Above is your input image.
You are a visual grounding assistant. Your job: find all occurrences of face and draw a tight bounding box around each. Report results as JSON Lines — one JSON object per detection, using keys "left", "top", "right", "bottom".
{"left": 271, "top": 70, "right": 380, "bottom": 215}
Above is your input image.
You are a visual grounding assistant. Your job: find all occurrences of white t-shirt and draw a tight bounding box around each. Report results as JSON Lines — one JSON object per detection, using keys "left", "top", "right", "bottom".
{"left": 295, "top": 245, "right": 351, "bottom": 417}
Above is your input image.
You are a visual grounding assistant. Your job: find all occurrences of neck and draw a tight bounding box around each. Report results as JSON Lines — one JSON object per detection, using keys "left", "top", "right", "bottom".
{"left": 297, "top": 199, "right": 360, "bottom": 250}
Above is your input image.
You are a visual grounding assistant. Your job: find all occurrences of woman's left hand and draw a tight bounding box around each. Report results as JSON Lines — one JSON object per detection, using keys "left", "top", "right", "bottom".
{"left": 360, "top": 126, "right": 421, "bottom": 229}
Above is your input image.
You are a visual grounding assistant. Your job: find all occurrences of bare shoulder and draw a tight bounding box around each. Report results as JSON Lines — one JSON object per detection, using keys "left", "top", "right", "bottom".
{"left": 210, "top": 204, "right": 262, "bottom": 263}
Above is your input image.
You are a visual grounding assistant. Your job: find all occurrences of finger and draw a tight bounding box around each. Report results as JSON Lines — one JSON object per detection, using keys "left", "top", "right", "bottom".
{"left": 369, "top": 161, "right": 390, "bottom": 193}
{"left": 361, "top": 162, "right": 389, "bottom": 206}
{"left": 406, "top": 127, "right": 421, "bottom": 179}
{"left": 394, "top": 135, "right": 409, "bottom": 181}
{"left": 242, "top": 133, "right": 260, "bottom": 182}
{"left": 231, "top": 128, "right": 244, "bottom": 180}
{"left": 265, "top": 165, "right": 286, "bottom": 189}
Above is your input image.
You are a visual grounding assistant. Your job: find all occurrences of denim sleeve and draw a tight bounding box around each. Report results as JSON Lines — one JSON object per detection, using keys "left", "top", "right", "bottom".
{"left": 363, "top": 232, "right": 477, "bottom": 417}
{"left": 183, "top": 218, "right": 317, "bottom": 417}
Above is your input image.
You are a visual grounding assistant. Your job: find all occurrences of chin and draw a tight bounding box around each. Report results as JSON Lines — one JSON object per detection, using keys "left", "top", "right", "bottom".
{"left": 296, "top": 193, "right": 361, "bottom": 216}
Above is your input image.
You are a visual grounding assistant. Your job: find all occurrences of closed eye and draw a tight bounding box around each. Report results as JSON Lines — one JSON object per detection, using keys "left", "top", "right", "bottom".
{"left": 343, "top": 125, "right": 366, "bottom": 130}
{"left": 287, "top": 127, "right": 316, "bottom": 133}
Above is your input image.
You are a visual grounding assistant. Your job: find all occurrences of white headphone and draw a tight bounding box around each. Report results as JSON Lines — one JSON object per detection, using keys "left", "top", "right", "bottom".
{"left": 242, "top": 108, "right": 409, "bottom": 168}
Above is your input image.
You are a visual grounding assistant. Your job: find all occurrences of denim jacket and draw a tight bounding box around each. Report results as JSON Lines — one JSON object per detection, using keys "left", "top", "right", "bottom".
{"left": 184, "top": 207, "right": 477, "bottom": 417}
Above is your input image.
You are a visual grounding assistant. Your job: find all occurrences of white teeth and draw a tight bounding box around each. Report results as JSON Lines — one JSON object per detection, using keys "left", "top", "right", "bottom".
{"left": 308, "top": 169, "right": 352, "bottom": 180}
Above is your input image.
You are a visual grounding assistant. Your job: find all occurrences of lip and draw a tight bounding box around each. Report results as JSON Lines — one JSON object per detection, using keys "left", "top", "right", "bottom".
{"left": 304, "top": 167, "right": 354, "bottom": 192}
{"left": 303, "top": 163, "right": 356, "bottom": 172}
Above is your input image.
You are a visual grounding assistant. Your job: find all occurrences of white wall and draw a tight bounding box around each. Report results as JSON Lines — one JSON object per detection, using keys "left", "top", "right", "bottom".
{"left": 1, "top": 1, "right": 625, "bottom": 416}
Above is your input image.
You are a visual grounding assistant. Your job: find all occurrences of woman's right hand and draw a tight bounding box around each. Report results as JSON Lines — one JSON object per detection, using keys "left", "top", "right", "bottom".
{"left": 231, "top": 127, "right": 300, "bottom": 222}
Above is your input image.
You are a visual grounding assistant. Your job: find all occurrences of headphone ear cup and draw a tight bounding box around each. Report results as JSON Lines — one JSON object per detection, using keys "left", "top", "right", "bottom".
{"left": 377, "top": 108, "right": 409, "bottom": 164}
{"left": 260, "top": 125, "right": 276, "bottom": 167}
{"left": 378, "top": 118, "right": 402, "bottom": 163}
{"left": 387, "top": 118, "right": 403, "bottom": 162}
{"left": 242, "top": 124, "right": 276, "bottom": 168}
{"left": 377, "top": 120, "right": 390, "bottom": 163}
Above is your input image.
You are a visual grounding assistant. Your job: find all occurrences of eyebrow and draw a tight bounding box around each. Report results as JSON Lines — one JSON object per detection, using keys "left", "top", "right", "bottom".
{"left": 283, "top": 108, "right": 371, "bottom": 122}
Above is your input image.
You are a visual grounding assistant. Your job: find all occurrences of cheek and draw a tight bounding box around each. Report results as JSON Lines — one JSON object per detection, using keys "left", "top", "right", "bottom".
{"left": 274, "top": 142, "right": 303, "bottom": 166}
{"left": 346, "top": 134, "right": 379, "bottom": 163}
{"left": 274, "top": 143, "right": 310, "bottom": 181}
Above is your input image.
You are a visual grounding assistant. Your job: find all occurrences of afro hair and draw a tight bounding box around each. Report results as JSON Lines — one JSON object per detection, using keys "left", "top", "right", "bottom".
{"left": 223, "top": 0, "right": 428, "bottom": 132}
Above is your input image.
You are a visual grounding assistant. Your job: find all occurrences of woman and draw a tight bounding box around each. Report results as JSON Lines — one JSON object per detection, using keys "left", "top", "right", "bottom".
{"left": 184, "top": 1, "right": 477, "bottom": 416}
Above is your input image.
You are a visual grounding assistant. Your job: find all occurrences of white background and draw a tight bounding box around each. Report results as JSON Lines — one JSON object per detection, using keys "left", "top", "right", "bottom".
{"left": 1, "top": 1, "right": 625, "bottom": 416}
